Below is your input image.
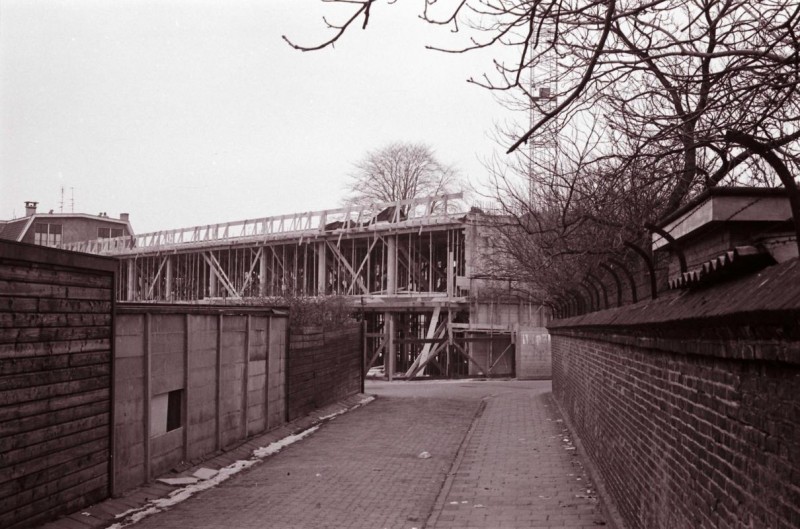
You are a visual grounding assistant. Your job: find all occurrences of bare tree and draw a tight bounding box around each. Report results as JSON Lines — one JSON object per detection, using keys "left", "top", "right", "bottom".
{"left": 287, "top": 0, "right": 800, "bottom": 209}
{"left": 345, "top": 142, "right": 460, "bottom": 206}
{"left": 288, "top": 1, "right": 800, "bottom": 303}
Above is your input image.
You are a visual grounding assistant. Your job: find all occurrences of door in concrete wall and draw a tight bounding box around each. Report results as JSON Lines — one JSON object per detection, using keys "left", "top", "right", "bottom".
{"left": 467, "top": 334, "right": 515, "bottom": 377}
{"left": 516, "top": 327, "right": 551, "bottom": 379}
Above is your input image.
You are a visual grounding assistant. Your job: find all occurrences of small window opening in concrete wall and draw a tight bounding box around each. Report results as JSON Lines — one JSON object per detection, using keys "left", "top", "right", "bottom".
{"left": 151, "top": 389, "right": 183, "bottom": 437}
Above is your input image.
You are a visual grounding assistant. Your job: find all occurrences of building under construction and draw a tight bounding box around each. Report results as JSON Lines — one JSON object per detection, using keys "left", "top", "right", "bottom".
{"left": 63, "top": 194, "right": 550, "bottom": 379}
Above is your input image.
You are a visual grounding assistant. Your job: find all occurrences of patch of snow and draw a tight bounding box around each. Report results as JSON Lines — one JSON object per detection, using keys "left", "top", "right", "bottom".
{"left": 319, "top": 396, "right": 374, "bottom": 421}
{"left": 106, "top": 507, "right": 161, "bottom": 529}
{"left": 366, "top": 366, "right": 385, "bottom": 377}
{"left": 192, "top": 467, "right": 218, "bottom": 480}
{"left": 157, "top": 477, "right": 198, "bottom": 486}
{"left": 107, "top": 424, "right": 321, "bottom": 528}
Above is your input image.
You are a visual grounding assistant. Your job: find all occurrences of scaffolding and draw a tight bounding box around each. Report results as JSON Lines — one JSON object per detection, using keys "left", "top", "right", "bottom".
{"left": 114, "top": 227, "right": 466, "bottom": 302}
{"left": 68, "top": 193, "right": 548, "bottom": 379}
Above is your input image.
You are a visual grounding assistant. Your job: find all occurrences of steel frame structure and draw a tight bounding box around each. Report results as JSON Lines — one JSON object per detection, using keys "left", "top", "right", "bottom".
{"left": 65, "top": 193, "right": 538, "bottom": 380}
{"left": 112, "top": 227, "right": 466, "bottom": 303}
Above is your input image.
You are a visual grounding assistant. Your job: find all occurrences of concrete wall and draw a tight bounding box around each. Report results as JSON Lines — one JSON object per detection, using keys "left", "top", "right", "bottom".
{"left": 516, "top": 327, "right": 551, "bottom": 379}
{"left": 549, "top": 258, "right": 800, "bottom": 529}
{"left": 287, "top": 325, "right": 362, "bottom": 421}
{"left": 0, "top": 241, "right": 117, "bottom": 529}
{"left": 113, "top": 304, "right": 287, "bottom": 495}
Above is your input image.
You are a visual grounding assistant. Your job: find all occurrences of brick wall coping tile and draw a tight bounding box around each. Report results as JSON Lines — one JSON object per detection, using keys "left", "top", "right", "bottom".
{"left": 0, "top": 239, "right": 118, "bottom": 273}
{"left": 548, "top": 258, "right": 800, "bottom": 364}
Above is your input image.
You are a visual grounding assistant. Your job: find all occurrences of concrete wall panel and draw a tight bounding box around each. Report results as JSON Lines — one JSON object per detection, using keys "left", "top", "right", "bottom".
{"left": 112, "top": 306, "right": 288, "bottom": 495}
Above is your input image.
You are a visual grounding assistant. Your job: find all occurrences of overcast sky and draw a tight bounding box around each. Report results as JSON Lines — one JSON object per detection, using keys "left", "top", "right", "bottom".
{"left": 0, "top": 0, "right": 517, "bottom": 233}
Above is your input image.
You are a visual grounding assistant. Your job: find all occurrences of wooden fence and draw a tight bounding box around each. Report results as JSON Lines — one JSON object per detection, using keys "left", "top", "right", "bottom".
{"left": 0, "top": 241, "right": 117, "bottom": 529}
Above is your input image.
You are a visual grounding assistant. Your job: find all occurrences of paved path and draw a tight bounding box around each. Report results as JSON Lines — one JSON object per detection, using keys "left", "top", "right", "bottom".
{"left": 425, "top": 382, "right": 607, "bottom": 528}
{"left": 117, "top": 380, "right": 608, "bottom": 529}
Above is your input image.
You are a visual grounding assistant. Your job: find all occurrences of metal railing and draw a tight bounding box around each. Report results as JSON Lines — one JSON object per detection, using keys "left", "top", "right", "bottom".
{"left": 61, "top": 193, "right": 466, "bottom": 256}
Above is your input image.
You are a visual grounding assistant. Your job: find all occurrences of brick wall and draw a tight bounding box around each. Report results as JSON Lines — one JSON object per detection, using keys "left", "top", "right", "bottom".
{"left": 549, "top": 258, "right": 800, "bottom": 529}
{"left": 0, "top": 241, "right": 117, "bottom": 529}
{"left": 287, "top": 325, "right": 362, "bottom": 421}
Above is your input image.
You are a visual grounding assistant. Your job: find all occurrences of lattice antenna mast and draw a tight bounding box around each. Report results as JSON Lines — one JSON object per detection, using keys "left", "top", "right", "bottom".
{"left": 527, "top": 29, "right": 558, "bottom": 209}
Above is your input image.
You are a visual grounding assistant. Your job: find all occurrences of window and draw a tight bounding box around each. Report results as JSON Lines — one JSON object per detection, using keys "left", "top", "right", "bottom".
{"left": 98, "top": 227, "right": 124, "bottom": 239}
{"left": 34, "top": 223, "right": 62, "bottom": 246}
{"left": 150, "top": 389, "right": 183, "bottom": 437}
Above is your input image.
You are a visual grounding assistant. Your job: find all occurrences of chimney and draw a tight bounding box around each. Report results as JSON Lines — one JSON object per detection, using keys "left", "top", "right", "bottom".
{"left": 24, "top": 201, "right": 37, "bottom": 217}
{"left": 120, "top": 213, "right": 129, "bottom": 222}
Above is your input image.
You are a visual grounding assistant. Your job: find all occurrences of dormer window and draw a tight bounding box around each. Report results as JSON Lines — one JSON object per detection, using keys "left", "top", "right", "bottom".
{"left": 98, "top": 227, "right": 124, "bottom": 239}
{"left": 34, "top": 223, "right": 62, "bottom": 246}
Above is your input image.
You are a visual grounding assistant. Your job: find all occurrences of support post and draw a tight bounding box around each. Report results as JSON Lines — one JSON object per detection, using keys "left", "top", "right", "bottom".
{"left": 386, "top": 235, "right": 397, "bottom": 295}
{"left": 384, "top": 312, "right": 395, "bottom": 381}
{"left": 586, "top": 272, "right": 608, "bottom": 309}
{"left": 209, "top": 258, "right": 218, "bottom": 298}
{"left": 259, "top": 247, "right": 268, "bottom": 297}
{"left": 623, "top": 241, "right": 658, "bottom": 300}
{"left": 580, "top": 282, "right": 596, "bottom": 312}
{"left": 126, "top": 259, "right": 136, "bottom": 301}
{"left": 447, "top": 250, "right": 454, "bottom": 297}
{"left": 608, "top": 257, "right": 638, "bottom": 304}
{"left": 599, "top": 262, "right": 623, "bottom": 307}
{"left": 361, "top": 320, "right": 366, "bottom": 393}
{"left": 317, "top": 242, "right": 327, "bottom": 295}
{"left": 165, "top": 257, "right": 173, "bottom": 302}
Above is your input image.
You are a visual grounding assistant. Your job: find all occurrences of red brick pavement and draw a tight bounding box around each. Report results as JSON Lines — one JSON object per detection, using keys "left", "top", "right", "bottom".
{"left": 425, "top": 382, "right": 608, "bottom": 529}
{"left": 120, "top": 388, "right": 481, "bottom": 529}
{"left": 39, "top": 380, "right": 611, "bottom": 529}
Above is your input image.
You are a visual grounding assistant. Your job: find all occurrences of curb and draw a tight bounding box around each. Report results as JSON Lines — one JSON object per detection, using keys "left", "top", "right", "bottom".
{"left": 424, "top": 397, "right": 488, "bottom": 528}
{"left": 37, "top": 393, "right": 376, "bottom": 529}
{"left": 549, "top": 393, "right": 626, "bottom": 529}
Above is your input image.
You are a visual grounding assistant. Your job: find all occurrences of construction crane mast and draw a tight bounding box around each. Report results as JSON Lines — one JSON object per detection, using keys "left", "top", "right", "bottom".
{"left": 527, "top": 29, "right": 558, "bottom": 207}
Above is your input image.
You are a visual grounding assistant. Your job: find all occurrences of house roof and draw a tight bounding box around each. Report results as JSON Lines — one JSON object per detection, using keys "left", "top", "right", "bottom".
{"left": 0, "top": 217, "right": 34, "bottom": 242}
{"left": 0, "top": 213, "right": 134, "bottom": 243}
{"left": 25, "top": 212, "right": 130, "bottom": 225}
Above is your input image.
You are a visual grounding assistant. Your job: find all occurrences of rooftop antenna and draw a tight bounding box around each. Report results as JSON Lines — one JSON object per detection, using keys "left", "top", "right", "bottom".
{"left": 70, "top": 187, "right": 75, "bottom": 213}
{"left": 59, "top": 186, "right": 64, "bottom": 213}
